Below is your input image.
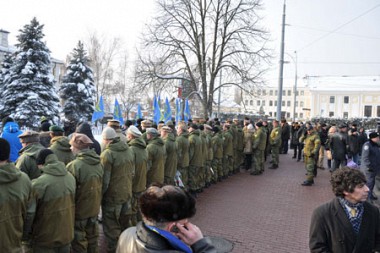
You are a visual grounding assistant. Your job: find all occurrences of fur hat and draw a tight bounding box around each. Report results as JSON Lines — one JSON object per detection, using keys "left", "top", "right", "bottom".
{"left": 141, "top": 120, "right": 153, "bottom": 128}
{"left": 127, "top": 125, "right": 142, "bottom": 137}
{"left": 70, "top": 133, "right": 93, "bottom": 149}
{"left": 18, "top": 131, "right": 40, "bottom": 143}
{"left": 102, "top": 127, "right": 117, "bottom": 140}
{"left": 161, "top": 126, "right": 172, "bottom": 133}
{"left": 36, "top": 149, "right": 54, "bottom": 165}
{"left": 146, "top": 128, "right": 159, "bottom": 136}
{"left": 107, "top": 119, "right": 120, "bottom": 127}
{"left": 0, "top": 138, "right": 10, "bottom": 161}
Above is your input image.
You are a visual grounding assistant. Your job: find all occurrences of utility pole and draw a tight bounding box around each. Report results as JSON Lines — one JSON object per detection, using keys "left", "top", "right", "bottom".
{"left": 276, "top": 0, "right": 286, "bottom": 121}
{"left": 292, "top": 51, "right": 298, "bottom": 121}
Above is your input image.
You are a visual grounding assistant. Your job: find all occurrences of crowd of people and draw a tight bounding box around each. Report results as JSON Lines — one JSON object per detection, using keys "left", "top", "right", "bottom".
{"left": 1, "top": 114, "right": 380, "bottom": 252}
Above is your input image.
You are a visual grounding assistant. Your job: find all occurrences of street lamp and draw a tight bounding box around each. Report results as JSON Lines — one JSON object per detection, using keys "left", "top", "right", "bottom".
{"left": 285, "top": 51, "right": 298, "bottom": 122}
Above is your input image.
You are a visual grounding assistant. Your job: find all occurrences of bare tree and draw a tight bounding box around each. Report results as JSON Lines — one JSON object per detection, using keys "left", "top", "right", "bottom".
{"left": 136, "top": 0, "right": 270, "bottom": 117}
{"left": 85, "top": 31, "right": 122, "bottom": 109}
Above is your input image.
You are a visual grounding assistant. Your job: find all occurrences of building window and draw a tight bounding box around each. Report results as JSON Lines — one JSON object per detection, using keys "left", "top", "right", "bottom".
{"left": 274, "top": 112, "right": 277, "bottom": 118}
{"left": 250, "top": 100, "right": 253, "bottom": 106}
{"left": 344, "top": 96, "right": 349, "bottom": 104}
{"left": 300, "top": 101, "right": 304, "bottom": 107}
{"left": 364, "top": 106, "right": 372, "bottom": 117}
{"left": 287, "top": 90, "right": 291, "bottom": 96}
{"left": 377, "top": 106, "right": 380, "bottom": 117}
{"left": 262, "top": 100, "right": 266, "bottom": 106}
{"left": 257, "top": 100, "right": 260, "bottom": 106}
{"left": 343, "top": 112, "right": 348, "bottom": 118}
{"left": 263, "top": 90, "right": 267, "bottom": 95}
{"left": 286, "top": 112, "right": 290, "bottom": 118}
{"left": 287, "top": 101, "right": 291, "bottom": 107}
{"left": 282, "top": 101, "right": 285, "bottom": 106}
{"left": 245, "top": 100, "right": 248, "bottom": 105}
{"left": 295, "top": 113, "right": 298, "bottom": 118}
{"left": 282, "top": 90, "right": 285, "bottom": 96}
{"left": 275, "top": 90, "right": 278, "bottom": 96}
{"left": 300, "top": 113, "right": 303, "bottom": 118}
{"left": 275, "top": 101, "right": 277, "bottom": 106}
{"left": 269, "top": 100, "right": 273, "bottom": 106}
{"left": 295, "top": 101, "right": 298, "bottom": 107}
{"left": 270, "top": 90, "right": 273, "bottom": 96}
{"left": 329, "top": 111, "right": 334, "bottom": 117}
{"left": 300, "top": 91, "right": 304, "bottom": 96}
{"left": 269, "top": 112, "right": 273, "bottom": 117}
{"left": 257, "top": 90, "right": 261, "bottom": 96}
{"left": 330, "top": 96, "right": 335, "bottom": 103}
{"left": 296, "top": 91, "right": 299, "bottom": 96}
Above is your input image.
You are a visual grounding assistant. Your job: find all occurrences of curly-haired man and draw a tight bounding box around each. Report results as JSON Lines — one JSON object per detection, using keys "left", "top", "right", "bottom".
{"left": 309, "top": 167, "right": 380, "bottom": 253}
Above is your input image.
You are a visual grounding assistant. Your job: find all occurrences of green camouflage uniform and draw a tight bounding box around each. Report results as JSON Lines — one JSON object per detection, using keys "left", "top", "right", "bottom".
{"left": 199, "top": 131, "right": 208, "bottom": 189}
{"left": 223, "top": 129, "right": 234, "bottom": 176}
{"left": 101, "top": 137, "right": 135, "bottom": 253}
{"left": 205, "top": 131, "right": 213, "bottom": 185}
{"left": 251, "top": 127, "right": 266, "bottom": 174}
{"left": 163, "top": 133, "right": 178, "bottom": 185}
{"left": 146, "top": 136, "right": 166, "bottom": 186}
{"left": 188, "top": 129, "right": 202, "bottom": 192}
{"left": 302, "top": 131, "right": 321, "bottom": 181}
{"left": 269, "top": 126, "right": 282, "bottom": 167}
{"left": 16, "top": 142, "right": 45, "bottom": 179}
{"left": 211, "top": 132, "right": 224, "bottom": 181}
{"left": 67, "top": 149, "right": 103, "bottom": 253}
{"left": 0, "top": 163, "right": 32, "bottom": 252}
{"left": 176, "top": 131, "right": 190, "bottom": 188}
{"left": 49, "top": 136, "right": 75, "bottom": 165}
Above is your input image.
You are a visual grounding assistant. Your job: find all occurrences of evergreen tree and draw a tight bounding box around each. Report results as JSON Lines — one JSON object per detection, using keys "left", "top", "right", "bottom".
{"left": 0, "top": 53, "right": 14, "bottom": 120}
{"left": 59, "top": 41, "right": 95, "bottom": 122}
{"left": 1, "top": 17, "right": 60, "bottom": 129}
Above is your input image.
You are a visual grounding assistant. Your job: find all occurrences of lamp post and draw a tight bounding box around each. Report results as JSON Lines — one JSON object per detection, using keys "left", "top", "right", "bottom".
{"left": 286, "top": 51, "right": 298, "bottom": 122}
{"left": 276, "top": 0, "right": 286, "bottom": 121}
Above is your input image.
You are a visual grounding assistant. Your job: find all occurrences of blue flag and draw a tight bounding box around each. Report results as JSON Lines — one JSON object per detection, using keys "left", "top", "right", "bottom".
{"left": 91, "top": 95, "right": 105, "bottom": 122}
{"left": 184, "top": 99, "right": 191, "bottom": 123}
{"left": 164, "top": 97, "right": 172, "bottom": 123}
{"left": 136, "top": 103, "right": 142, "bottom": 119}
{"left": 153, "top": 96, "right": 161, "bottom": 124}
{"left": 175, "top": 98, "right": 182, "bottom": 123}
{"left": 113, "top": 98, "right": 124, "bottom": 125}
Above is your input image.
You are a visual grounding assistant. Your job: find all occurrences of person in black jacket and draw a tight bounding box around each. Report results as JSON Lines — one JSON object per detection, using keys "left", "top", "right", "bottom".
{"left": 75, "top": 122, "right": 101, "bottom": 155}
{"left": 116, "top": 185, "right": 217, "bottom": 253}
{"left": 361, "top": 131, "right": 380, "bottom": 201}
{"left": 280, "top": 119, "right": 290, "bottom": 154}
{"left": 309, "top": 167, "right": 380, "bottom": 253}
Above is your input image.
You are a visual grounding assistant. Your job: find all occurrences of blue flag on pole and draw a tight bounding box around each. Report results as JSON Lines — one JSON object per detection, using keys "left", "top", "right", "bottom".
{"left": 164, "top": 97, "right": 172, "bottom": 123}
{"left": 136, "top": 103, "right": 142, "bottom": 119}
{"left": 153, "top": 96, "right": 161, "bottom": 124}
{"left": 113, "top": 98, "right": 124, "bottom": 125}
{"left": 175, "top": 98, "right": 182, "bottom": 123}
{"left": 184, "top": 99, "right": 191, "bottom": 123}
{"left": 91, "top": 95, "right": 105, "bottom": 122}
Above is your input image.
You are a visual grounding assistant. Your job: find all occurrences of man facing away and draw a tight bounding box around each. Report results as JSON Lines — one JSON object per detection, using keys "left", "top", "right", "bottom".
{"left": 309, "top": 167, "right": 380, "bottom": 253}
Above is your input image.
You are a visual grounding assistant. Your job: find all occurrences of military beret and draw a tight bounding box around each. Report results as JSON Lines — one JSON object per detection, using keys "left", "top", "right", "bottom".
{"left": 18, "top": 131, "right": 40, "bottom": 143}
{"left": 49, "top": 125, "right": 64, "bottom": 132}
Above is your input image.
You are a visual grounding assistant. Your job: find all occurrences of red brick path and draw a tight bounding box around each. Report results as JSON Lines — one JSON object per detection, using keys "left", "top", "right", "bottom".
{"left": 99, "top": 153, "right": 334, "bottom": 252}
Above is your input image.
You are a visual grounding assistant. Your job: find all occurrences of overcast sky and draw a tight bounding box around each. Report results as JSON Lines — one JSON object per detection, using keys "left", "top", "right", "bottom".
{"left": 1, "top": 0, "right": 380, "bottom": 86}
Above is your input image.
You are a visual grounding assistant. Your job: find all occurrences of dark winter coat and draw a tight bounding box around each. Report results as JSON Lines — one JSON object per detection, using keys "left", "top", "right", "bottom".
{"left": 309, "top": 198, "right": 380, "bottom": 253}
{"left": 101, "top": 137, "right": 135, "bottom": 205}
{"left": 330, "top": 131, "right": 349, "bottom": 160}
{"left": 39, "top": 131, "right": 51, "bottom": 148}
{"left": 66, "top": 149, "right": 103, "bottom": 219}
{"left": 116, "top": 222, "right": 217, "bottom": 253}
{"left": 348, "top": 133, "right": 361, "bottom": 156}
{"left": 28, "top": 154, "right": 76, "bottom": 248}
{"left": 318, "top": 128, "right": 328, "bottom": 147}
{"left": 76, "top": 122, "right": 101, "bottom": 155}
{"left": 281, "top": 123, "right": 291, "bottom": 140}
{"left": 16, "top": 142, "right": 45, "bottom": 180}
{"left": 49, "top": 136, "right": 75, "bottom": 165}
{"left": 361, "top": 140, "right": 380, "bottom": 172}
{"left": 0, "top": 163, "right": 32, "bottom": 252}
{"left": 128, "top": 137, "right": 148, "bottom": 193}
{"left": 358, "top": 131, "right": 368, "bottom": 155}
{"left": 1, "top": 121, "right": 23, "bottom": 162}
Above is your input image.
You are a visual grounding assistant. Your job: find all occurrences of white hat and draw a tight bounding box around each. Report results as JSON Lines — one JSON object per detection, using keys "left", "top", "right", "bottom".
{"left": 127, "top": 125, "right": 142, "bottom": 137}
{"left": 102, "top": 127, "right": 117, "bottom": 140}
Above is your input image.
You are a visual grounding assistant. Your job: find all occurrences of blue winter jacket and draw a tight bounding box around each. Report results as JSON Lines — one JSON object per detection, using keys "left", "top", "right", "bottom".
{"left": 1, "top": 122, "right": 23, "bottom": 162}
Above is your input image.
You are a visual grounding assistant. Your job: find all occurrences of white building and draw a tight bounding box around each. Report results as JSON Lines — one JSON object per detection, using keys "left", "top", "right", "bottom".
{"left": 242, "top": 75, "right": 380, "bottom": 121}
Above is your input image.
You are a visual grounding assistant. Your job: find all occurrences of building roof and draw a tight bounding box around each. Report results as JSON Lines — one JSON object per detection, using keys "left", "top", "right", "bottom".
{"left": 305, "top": 75, "right": 380, "bottom": 92}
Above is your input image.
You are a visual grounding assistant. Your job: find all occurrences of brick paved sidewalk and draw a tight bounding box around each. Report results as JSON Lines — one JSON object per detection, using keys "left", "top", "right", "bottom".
{"left": 190, "top": 154, "right": 334, "bottom": 253}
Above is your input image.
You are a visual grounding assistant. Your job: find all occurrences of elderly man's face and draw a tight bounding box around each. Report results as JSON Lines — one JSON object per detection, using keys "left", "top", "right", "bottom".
{"left": 344, "top": 183, "right": 369, "bottom": 204}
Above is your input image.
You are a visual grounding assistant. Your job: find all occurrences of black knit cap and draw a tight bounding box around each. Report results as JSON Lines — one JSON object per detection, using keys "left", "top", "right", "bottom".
{"left": 0, "top": 138, "right": 10, "bottom": 161}
{"left": 36, "top": 149, "right": 54, "bottom": 165}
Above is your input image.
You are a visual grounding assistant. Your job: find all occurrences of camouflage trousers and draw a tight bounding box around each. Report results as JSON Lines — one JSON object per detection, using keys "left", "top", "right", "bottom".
{"left": 205, "top": 160, "right": 213, "bottom": 183}
{"left": 304, "top": 156, "right": 316, "bottom": 181}
{"left": 178, "top": 166, "right": 189, "bottom": 189}
{"left": 270, "top": 145, "right": 281, "bottom": 166}
{"left": 212, "top": 158, "right": 222, "bottom": 181}
{"left": 251, "top": 149, "right": 264, "bottom": 173}
{"left": 72, "top": 217, "right": 99, "bottom": 253}
{"left": 188, "top": 165, "right": 200, "bottom": 191}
